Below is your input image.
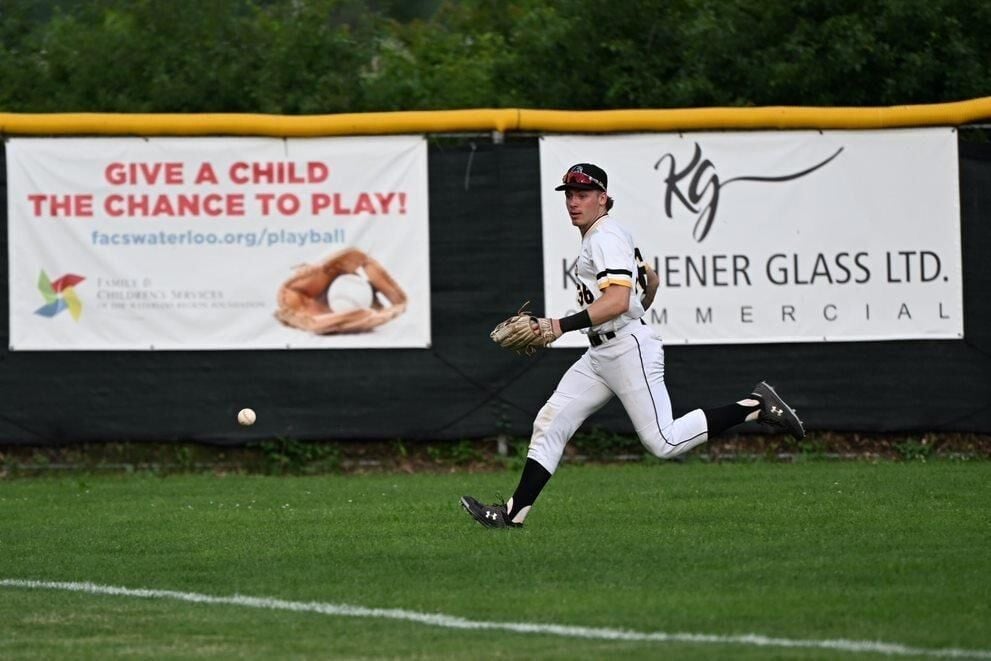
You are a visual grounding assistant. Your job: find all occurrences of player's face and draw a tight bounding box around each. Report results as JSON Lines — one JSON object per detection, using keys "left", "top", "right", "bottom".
{"left": 565, "top": 188, "right": 606, "bottom": 232}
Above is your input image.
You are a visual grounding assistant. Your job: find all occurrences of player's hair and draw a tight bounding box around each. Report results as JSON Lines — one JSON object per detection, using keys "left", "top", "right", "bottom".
{"left": 606, "top": 196, "right": 614, "bottom": 211}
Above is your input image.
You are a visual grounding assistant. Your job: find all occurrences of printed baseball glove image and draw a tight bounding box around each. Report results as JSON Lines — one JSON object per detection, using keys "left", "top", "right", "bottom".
{"left": 490, "top": 302, "right": 556, "bottom": 355}
{"left": 275, "top": 248, "right": 407, "bottom": 334}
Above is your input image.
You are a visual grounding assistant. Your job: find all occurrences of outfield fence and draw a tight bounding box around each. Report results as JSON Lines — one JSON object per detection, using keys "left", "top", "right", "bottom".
{"left": 1, "top": 102, "right": 989, "bottom": 444}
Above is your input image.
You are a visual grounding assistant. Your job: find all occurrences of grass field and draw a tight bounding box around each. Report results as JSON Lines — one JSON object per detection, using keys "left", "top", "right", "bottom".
{"left": 1, "top": 460, "right": 989, "bottom": 659}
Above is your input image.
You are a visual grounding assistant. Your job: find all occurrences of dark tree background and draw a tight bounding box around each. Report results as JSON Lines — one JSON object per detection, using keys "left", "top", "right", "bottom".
{"left": 1, "top": 0, "right": 989, "bottom": 113}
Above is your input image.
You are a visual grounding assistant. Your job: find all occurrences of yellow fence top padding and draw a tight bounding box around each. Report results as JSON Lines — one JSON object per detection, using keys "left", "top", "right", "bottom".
{"left": 0, "top": 109, "right": 521, "bottom": 137}
{"left": 1, "top": 97, "right": 990, "bottom": 137}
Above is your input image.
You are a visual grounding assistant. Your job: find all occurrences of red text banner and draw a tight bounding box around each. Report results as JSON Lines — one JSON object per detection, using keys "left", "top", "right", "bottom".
{"left": 7, "top": 136, "right": 431, "bottom": 350}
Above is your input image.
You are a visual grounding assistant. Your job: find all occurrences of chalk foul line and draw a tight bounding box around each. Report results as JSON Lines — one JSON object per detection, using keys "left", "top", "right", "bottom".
{"left": 2, "top": 578, "right": 989, "bottom": 659}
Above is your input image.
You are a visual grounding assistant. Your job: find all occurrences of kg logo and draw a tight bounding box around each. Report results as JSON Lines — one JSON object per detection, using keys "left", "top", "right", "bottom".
{"left": 35, "top": 270, "right": 86, "bottom": 320}
{"left": 654, "top": 143, "right": 844, "bottom": 242}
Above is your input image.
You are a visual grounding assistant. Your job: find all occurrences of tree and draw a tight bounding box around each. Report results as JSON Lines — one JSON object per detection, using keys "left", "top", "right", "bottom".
{"left": 1, "top": 0, "right": 989, "bottom": 113}
{"left": 0, "top": 0, "right": 382, "bottom": 113}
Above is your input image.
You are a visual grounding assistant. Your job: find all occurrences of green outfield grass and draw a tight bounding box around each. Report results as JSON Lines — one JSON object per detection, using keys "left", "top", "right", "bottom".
{"left": 1, "top": 461, "right": 989, "bottom": 659}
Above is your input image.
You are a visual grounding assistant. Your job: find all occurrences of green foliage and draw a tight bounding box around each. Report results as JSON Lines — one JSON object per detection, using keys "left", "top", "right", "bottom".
{"left": 0, "top": 0, "right": 382, "bottom": 113}
{"left": 571, "top": 425, "right": 640, "bottom": 458}
{"left": 362, "top": 10, "right": 508, "bottom": 110}
{"left": 895, "top": 436, "right": 934, "bottom": 462}
{"left": 172, "top": 444, "right": 194, "bottom": 472}
{"left": 794, "top": 433, "right": 829, "bottom": 462}
{"left": 421, "top": 440, "right": 481, "bottom": 465}
{"left": 258, "top": 436, "right": 341, "bottom": 474}
{"left": 2, "top": 0, "right": 990, "bottom": 113}
{"left": 249, "top": 0, "right": 383, "bottom": 114}
{"left": 505, "top": 437, "right": 530, "bottom": 471}
{"left": 447, "top": 439, "right": 480, "bottom": 464}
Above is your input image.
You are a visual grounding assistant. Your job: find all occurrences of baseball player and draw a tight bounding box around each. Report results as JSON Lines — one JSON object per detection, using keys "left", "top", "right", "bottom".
{"left": 461, "top": 163, "right": 805, "bottom": 528}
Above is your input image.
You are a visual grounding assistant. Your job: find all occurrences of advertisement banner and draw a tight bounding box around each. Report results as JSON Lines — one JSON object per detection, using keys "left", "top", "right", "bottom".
{"left": 540, "top": 129, "right": 962, "bottom": 346}
{"left": 7, "top": 136, "right": 430, "bottom": 350}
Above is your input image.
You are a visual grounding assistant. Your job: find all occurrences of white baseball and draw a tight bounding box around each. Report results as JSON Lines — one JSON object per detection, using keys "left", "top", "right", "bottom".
{"left": 328, "top": 273, "right": 374, "bottom": 312}
{"left": 237, "top": 408, "right": 256, "bottom": 426}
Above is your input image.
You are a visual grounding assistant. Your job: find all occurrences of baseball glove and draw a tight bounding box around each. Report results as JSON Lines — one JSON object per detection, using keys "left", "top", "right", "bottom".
{"left": 275, "top": 248, "right": 407, "bottom": 334}
{"left": 490, "top": 302, "right": 557, "bottom": 355}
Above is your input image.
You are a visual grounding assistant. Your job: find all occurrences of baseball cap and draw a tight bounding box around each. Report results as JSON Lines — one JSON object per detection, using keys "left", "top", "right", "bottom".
{"left": 555, "top": 163, "right": 608, "bottom": 192}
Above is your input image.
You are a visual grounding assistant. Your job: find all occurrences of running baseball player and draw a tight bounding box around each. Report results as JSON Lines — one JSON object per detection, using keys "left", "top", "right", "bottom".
{"left": 461, "top": 162, "right": 805, "bottom": 528}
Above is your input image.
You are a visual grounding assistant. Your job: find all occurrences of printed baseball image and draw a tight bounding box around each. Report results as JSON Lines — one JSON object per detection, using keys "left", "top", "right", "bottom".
{"left": 327, "top": 273, "right": 375, "bottom": 312}
{"left": 274, "top": 247, "right": 407, "bottom": 334}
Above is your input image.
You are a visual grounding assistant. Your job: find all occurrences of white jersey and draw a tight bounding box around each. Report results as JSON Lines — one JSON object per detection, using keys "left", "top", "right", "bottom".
{"left": 529, "top": 214, "right": 709, "bottom": 479}
{"left": 573, "top": 214, "right": 647, "bottom": 335}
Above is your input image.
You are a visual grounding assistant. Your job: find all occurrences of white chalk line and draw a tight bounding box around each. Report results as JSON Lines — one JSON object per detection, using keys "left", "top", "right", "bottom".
{"left": 2, "top": 578, "right": 989, "bottom": 659}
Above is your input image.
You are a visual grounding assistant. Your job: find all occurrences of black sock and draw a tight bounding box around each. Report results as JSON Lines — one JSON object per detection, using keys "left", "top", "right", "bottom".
{"left": 508, "top": 458, "right": 552, "bottom": 516}
{"left": 703, "top": 402, "right": 760, "bottom": 436}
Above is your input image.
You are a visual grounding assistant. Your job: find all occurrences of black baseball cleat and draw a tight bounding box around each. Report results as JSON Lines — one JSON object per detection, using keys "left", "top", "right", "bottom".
{"left": 460, "top": 496, "right": 521, "bottom": 528}
{"left": 751, "top": 381, "right": 806, "bottom": 440}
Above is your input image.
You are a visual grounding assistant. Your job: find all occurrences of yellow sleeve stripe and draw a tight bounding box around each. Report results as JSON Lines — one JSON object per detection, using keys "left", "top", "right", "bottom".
{"left": 598, "top": 278, "right": 633, "bottom": 290}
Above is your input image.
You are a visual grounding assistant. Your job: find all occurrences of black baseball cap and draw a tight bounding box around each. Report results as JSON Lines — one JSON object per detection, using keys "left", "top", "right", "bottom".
{"left": 555, "top": 163, "right": 608, "bottom": 192}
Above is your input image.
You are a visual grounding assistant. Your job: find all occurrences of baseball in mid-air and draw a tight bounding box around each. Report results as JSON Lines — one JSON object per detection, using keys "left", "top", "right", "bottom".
{"left": 237, "top": 407, "right": 257, "bottom": 426}
{"left": 328, "top": 273, "right": 374, "bottom": 312}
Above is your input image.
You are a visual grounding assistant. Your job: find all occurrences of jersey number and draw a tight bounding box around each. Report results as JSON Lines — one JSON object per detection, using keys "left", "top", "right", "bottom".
{"left": 576, "top": 281, "right": 594, "bottom": 306}
{"left": 574, "top": 263, "right": 595, "bottom": 306}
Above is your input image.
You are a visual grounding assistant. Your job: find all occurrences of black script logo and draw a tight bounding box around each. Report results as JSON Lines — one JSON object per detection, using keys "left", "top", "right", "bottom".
{"left": 654, "top": 143, "right": 844, "bottom": 242}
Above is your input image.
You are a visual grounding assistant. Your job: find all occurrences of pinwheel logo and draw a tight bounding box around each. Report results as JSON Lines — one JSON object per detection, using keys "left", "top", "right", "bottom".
{"left": 35, "top": 271, "right": 86, "bottom": 320}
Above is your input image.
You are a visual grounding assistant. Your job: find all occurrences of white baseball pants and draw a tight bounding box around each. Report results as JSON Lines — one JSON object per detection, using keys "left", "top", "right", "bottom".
{"left": 527, "top": 322, "right": 709, "bottom": 474}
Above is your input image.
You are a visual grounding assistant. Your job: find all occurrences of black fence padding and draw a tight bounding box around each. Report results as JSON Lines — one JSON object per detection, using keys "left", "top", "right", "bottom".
{"left": 0, "top": 137, "right": 988, "bottom": 446}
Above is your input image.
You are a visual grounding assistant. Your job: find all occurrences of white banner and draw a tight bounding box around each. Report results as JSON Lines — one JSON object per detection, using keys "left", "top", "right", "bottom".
{"left": 7, "top": 136, "right": 431, "bottom": 350}
{"left": 540, "top": 129, "right": 962, "bottom": 345}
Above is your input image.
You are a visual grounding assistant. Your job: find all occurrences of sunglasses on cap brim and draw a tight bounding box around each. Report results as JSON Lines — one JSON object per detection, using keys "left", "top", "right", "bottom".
{"left": 561, "top": 170, "right": 606, "bottom": 191}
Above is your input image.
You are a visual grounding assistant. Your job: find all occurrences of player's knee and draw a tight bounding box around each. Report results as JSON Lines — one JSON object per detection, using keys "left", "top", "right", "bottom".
{"left": 531, "top": 402, "right": 555, "bottom": 435}
{"left": 646, "top": 443, "right": 680, "bottom": 460}
{"left": 527, "top": 401, "right": 572, "bottom": 473}
{"left": 640, "top": 426, "right": 679, "bottom": 459}
{"left": 529, "top": 402, "right": 560, "bottom": 450}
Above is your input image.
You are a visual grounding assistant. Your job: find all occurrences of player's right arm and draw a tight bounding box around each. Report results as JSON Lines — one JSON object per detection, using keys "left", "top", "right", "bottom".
{"left": 586, "top": 281, "right": 630, "bottom": 323}
{"left": 551, "top": 280, "right": 629, "bottom": 336}
{"left": 641, "top": 263, "right": 659, "bottom": 309}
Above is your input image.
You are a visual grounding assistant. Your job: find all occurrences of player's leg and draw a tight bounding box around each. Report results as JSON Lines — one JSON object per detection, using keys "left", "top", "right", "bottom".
{"left": 605, "top": 326, "right": 710, "bottom": 460}
{"left": 674, "top": 381, "right": 805, "bottom": 441}
{"left": 503, "top": 353, "right": 613, "bottom": 523}
{"left": 525, "top": 352, "right": 613, "bottom": 473}
{"left": 607, "top": 327, "right": 802, "bottom": 460}
{"left": 461, "top": 352, "right": 613, "bottom": 528}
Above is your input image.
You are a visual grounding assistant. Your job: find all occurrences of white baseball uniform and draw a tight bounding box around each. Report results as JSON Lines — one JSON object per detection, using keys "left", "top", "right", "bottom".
{"left": 527, "top": 214, "right": 710, "bottom": 473}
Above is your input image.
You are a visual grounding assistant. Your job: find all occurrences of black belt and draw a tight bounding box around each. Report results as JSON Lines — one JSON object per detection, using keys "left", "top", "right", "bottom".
{"left": 588, "top": 331, "right": 616, "bottom": 347}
